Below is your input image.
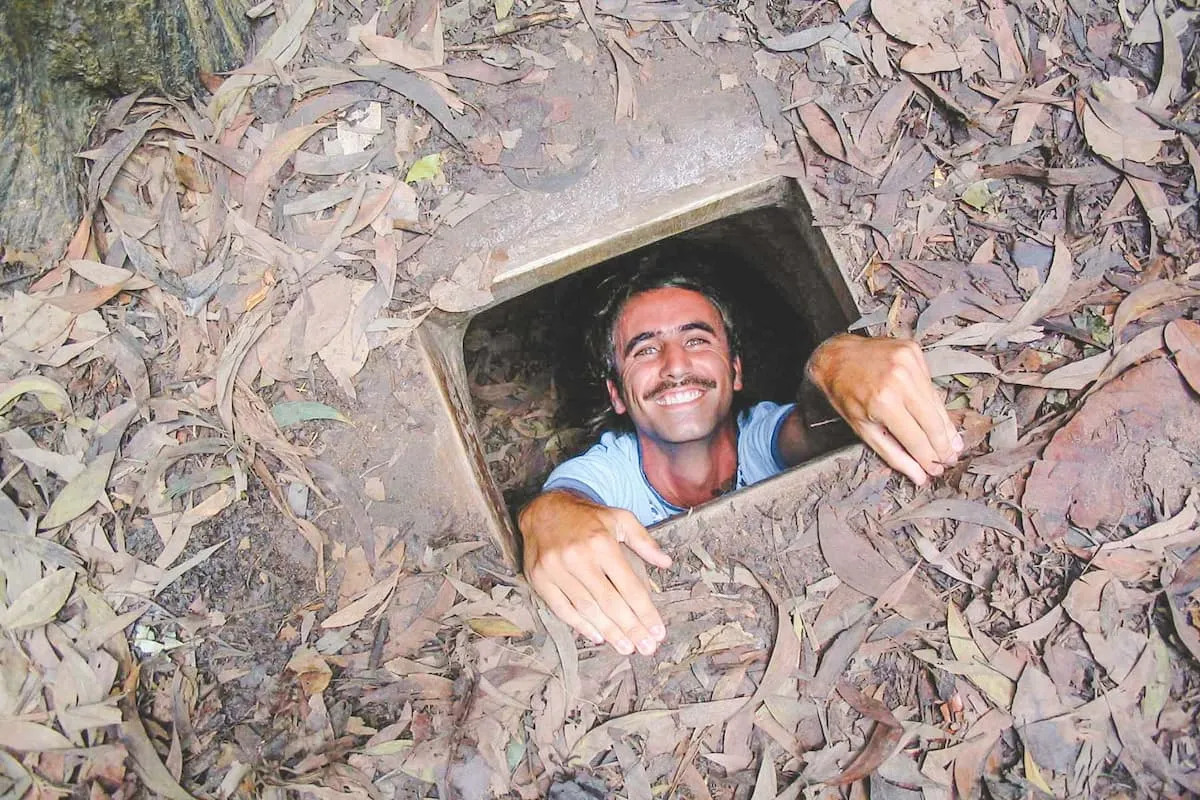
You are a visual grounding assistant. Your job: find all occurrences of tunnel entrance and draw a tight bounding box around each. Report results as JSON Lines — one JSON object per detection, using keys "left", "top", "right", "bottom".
{"left": 464, "top": 209, "right": 851, "bottom": 516}
{"left": 418, "top": 175, "right": 861, "bottom": 565}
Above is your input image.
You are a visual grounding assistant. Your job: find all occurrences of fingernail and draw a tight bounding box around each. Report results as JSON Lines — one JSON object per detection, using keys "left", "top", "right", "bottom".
{"left": 637, "top": 638, "right": 656, "bottom": 655}
{"left": 650, "top": 624, "right": 666, "bottom": 640}
{"left": 615, "top": 639, "right": 634, "bottom": 655}
{"left": 953, "top": 433, "right": 964, "bottom": 451}
{"left": 590, "top": 632, "right": 605, "bottom": 645}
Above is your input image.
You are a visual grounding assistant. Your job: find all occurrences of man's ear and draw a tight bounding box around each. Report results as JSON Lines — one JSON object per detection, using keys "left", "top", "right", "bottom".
{"left": 606, "top": 378, "right": 627, "bottom": 414}
{"left": 733, "top": 356, "right": 744, "bottom": 392}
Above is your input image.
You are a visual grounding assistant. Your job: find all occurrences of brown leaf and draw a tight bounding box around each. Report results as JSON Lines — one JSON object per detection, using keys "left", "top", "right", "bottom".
{"left": 818, "top": 506, "right": 936, "bottom": 620}
{"left": 1164, "top": 550, "right": 1200, "bottom": 664}
{"left": 989, "top": 235, "right": 1073, "bottom": 344}
{"left": 899, "top": 45, "right": 961, "bottom": 73}
{"left": 871, "top": 0, "right": 954, "bottom": 45}
{"left": 889, "top": 498, "right": 1022, "bottom": 538}
{"left": 1165, "top": 318, "right": 1200, "bottom": 393}
{"left": 241, "top": 123, "right": 328, "bottom": 223}
{"left": 1112, "top": 280, "right": 1200, "bottom": 342}
{"left": 985, "top": 0, "right": 1025, "bottom": 81}
{"left": 286, "top": 646, "right": 333, "bottom": 695}
{"left": 466, "top": 616, "right": 526, "bottom": 637}
{"left": 829, "top": 684, "right": 903, "bottom": 785}
{"left": 322, "top": 573, "right": 399, "bottom": 628}
{"left": 1082, "top": 79, "right": 1174, "bottom": 163}
{"left": 741, "top": 567, "right": 801, "bottom": 706}
{"left": 1149, "top": 0, "right": 1183, "bottom": 109}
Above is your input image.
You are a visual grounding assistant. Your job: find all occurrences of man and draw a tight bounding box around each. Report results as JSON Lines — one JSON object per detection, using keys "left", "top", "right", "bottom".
{"left": 519, "top": 265, "right": 961, "bottom": 657}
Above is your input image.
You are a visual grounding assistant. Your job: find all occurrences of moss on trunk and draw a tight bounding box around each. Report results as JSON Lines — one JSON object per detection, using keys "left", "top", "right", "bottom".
{"left": 0, "top": 0, "right": 250, "bottom": 256}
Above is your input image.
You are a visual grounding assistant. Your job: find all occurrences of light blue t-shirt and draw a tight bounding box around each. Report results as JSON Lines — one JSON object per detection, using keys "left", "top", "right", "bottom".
{"left": 542, "top": 401, "right": 796, "bottom": 527}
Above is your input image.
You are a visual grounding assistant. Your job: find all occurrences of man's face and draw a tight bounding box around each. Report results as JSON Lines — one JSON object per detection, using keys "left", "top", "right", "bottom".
{"left": 606, "top": 287, "right": 743, "bottom": 445}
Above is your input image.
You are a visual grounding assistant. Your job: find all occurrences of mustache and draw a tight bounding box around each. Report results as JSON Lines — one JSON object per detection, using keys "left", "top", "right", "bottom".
{"left": 644, "top": 376, "right": 717, "bottom": 401}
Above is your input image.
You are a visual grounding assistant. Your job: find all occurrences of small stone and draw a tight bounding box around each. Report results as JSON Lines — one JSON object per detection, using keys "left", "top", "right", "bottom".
{"left": 364, "top": 476, "right": 386, "bottom": 502}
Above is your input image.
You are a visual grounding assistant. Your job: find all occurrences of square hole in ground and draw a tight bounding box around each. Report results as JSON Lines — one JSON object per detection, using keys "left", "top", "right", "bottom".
{"left": 422, "top": 177, "right": 862, "bottom": 563}
{"left": 417, "top": 177, "right": 861, "bottom": 564}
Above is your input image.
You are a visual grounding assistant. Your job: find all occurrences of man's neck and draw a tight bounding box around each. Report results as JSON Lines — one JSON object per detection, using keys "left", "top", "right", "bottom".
{"left": 637, "top": 420, "right": 738, "bottom": 509}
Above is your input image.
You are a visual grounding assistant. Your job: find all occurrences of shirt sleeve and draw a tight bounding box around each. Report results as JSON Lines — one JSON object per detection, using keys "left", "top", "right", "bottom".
{"left": 542, "top": 438, "right": 633, "bottom": 509}
{"left": 737, "top": 401, "right": 797, "bottom": 483}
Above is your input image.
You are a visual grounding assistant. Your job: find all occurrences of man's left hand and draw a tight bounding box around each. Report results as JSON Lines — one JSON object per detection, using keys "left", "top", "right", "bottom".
{"left": 807, "top": 334, "right": 962, "bottom": 485}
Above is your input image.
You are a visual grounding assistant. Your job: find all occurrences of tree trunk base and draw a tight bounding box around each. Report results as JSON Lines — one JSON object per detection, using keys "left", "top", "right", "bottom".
{"left": 0, "top": 0, "right": 250, "bottom": 259}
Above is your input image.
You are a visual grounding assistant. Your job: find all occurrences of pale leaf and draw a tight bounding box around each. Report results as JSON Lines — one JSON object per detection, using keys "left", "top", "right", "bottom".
{"left": 0, "top": 568, "right": 76, "bottom": 630}
{"left": 321, "top": 573, "right": 399, "bottom": 628}
{"left": 39, "top": 450, "right": 117, "bottom": 530}
{"left": 0, "top": 375, "right": 72, "bottom": 417}
{"left": 0, "top": 721, "right": 72, "bottom": 751}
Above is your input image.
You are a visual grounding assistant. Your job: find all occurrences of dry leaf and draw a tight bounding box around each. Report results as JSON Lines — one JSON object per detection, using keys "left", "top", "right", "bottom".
{"left": 899, "top": 45, "right": 961, "bottom": 73}
{"left": 1112, "top": 281, "right": 1200, "bottom": 343}
{"left": 0, "top": 375, "right": 72, "bottom": 417}
{"left": 241, "top": 123, "right": 329, "bottom": 223}
{"left": 466, "top": 616, "right": 526, "bottom": 637}
{"left": 322, "top": 573, "right": 399, "bottom": 628}
{"left": 0, "top": 721, "right": 73, "bottom": 751}
{"left": 286, "top": 647, "right": 333, "bottom": 695}
{"left": 40, "top": 450, "right": 117, "bottom": 530}
{"left": 923, "top": 347, "right": 998, "bottom": 377}
{"left": 989, "top": 236, "right": 1073, "bottom": 345}
{"left": 0, "top": 568, "right": 76, "bottom": 630}
{"left": 1082, "top": 79, "right": 1174, "bottom": 163}
{"left": 1165, "top": 319, "right": 1200, "bottom": 393}
{"left": 871, "top": 0, "right": 954, "bottom": 45}
{"left": 890, "top": 498, "right": 1021, "bottom": 538}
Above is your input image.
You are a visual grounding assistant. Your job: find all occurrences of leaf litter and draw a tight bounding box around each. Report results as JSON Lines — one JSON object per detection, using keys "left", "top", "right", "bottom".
{"left": 3, "top": 0, "right": 1200, "bottom": 797}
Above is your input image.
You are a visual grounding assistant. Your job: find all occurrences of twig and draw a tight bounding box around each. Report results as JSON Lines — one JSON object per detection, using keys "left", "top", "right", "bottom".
{"left": 470, "top": 10, "right": 567, "bottom": 43}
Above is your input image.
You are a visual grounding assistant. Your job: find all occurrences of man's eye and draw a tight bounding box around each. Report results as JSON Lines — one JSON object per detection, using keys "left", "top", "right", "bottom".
{"left": 686, "top": 337, "right": 708, "bottom": 347}
{"left": 635, "top": 345, "right": 657, "bottom": 357}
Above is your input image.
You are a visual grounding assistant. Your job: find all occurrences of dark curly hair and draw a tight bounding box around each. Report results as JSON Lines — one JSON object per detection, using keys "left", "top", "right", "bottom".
{"left": 583, "top": 241, "right": 747, "bottom": 434}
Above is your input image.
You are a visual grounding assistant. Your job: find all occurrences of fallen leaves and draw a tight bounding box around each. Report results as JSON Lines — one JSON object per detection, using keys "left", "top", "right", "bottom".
{"left": 0, "top": 568, "right": 76, "bottom": 631}
{"left": 1082, "top": 78, "right": 1175, "bottom": 163}
{"left": 1165, "top": 318, "right": 1200, "bottom": 392}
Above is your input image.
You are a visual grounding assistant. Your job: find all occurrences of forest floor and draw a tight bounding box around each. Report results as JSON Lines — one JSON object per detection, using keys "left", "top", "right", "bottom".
{"left": 2, "top": 0, "right": 1200, "bottom": 798}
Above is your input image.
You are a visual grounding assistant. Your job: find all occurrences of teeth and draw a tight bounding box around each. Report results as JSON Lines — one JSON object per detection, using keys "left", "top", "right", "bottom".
{"left": 657, "top": 389, "right": 702, "bottom": 406}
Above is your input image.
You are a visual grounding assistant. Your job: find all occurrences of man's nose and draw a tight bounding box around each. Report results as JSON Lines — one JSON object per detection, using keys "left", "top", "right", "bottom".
{"left": 659, "top": 341, "right": 690, "bottom": 377}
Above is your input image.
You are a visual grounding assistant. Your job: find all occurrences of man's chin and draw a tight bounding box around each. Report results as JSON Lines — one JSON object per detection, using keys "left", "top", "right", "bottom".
{"left": 640, "top": 419, "right": 722, "bottom": 445}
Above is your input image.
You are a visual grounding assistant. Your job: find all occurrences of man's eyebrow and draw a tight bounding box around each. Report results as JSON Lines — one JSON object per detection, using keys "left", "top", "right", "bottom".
{"left": 680, "top": 321, "right": 717, "bottom": 336}
{"left": 621, "top": 321, "right": 718, "bottom": 358}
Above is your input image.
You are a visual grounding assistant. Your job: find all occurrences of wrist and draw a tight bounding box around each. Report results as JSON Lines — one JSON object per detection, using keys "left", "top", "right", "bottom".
{"left": 806, "top": 333, "right": 856, "bottom": 392}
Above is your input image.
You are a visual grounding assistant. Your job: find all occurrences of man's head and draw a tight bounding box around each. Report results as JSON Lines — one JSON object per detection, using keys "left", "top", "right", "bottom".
{"left": 588, "top": 257, "right": 744, "bottom": 443}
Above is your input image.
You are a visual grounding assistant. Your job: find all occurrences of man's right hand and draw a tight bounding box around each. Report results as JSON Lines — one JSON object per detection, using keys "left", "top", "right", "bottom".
{"left": 519, "top": 490, "right": 672, "bottom": 656}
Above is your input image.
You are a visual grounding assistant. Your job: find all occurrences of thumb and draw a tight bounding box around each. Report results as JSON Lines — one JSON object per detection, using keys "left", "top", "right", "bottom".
{"left": 615, "top": 514, "right": 672, "bottom": 569}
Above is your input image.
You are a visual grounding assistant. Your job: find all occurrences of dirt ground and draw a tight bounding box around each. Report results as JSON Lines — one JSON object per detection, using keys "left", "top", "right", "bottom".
{"left": 3, "top": 0, "right": 1200, "bottom": 798}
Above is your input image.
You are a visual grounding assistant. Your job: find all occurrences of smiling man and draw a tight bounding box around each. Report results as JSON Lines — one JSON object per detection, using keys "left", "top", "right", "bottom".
{"left": 519, "top": 263, "right": 961, "bottom": 657}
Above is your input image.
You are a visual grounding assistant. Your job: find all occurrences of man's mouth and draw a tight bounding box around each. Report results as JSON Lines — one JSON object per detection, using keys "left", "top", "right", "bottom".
{"left": 646, "top": 378, "right": 717, "bottom": 406}
{"left": 655, "top": 388, "right": 705, "bottom": 406}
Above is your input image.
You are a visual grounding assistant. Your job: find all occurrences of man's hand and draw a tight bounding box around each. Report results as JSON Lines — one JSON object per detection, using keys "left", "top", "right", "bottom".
{"left": 807, "top": 334, "right": 962, "bottom": 485}
{"left": 519, "top": 490, "right": 672, "bottom": 655}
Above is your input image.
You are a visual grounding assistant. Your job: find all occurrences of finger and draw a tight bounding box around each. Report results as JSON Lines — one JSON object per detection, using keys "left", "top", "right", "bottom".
{"left": 875, "top": 403, "right": 945, "bottom": 476}
{"left": 915, "top": 349, "right": 964, "bottom": 454}
{"left": 606, "top": 552, "right": 667, "bottom": 644}
{"left": 905, "top": 380, "right": 957, "bottom": 465}
{"left": 858, "top": 422, "right": 929, "bottom": 485}
{"left": 615, "top": 514, "right": 672, "bottom": 569}
{"left": 578, "top": 562, "right": 658, "bottom": 655}
{"left": 534, "top": 579, "right": 605, "bottom": 646}
{"left": 555, "top": 570, "right": 638, "bottom": 656}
